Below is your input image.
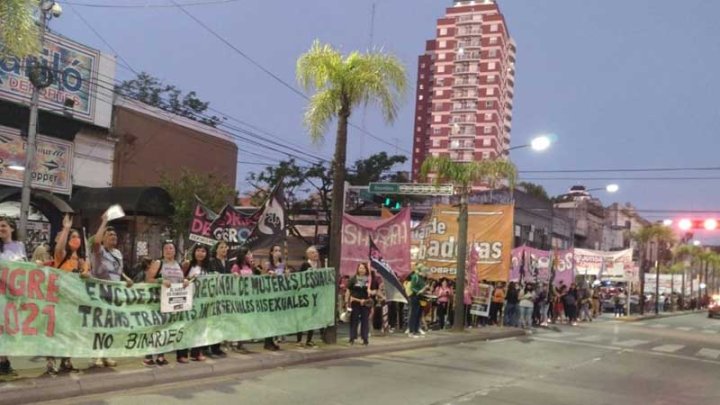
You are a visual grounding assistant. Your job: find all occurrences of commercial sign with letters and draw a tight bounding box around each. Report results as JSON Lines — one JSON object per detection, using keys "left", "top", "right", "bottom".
{"left": 0, "top": 32, "right": 115, "bottom": 127}
{"left": 0, "top": 125, "right": 73, "bottom": 195}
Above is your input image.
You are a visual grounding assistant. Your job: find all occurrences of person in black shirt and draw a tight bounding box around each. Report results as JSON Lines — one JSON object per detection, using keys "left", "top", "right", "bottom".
{"left": 345, "top": 262, "right": 372, "bottom": 345}
{"left": 207, "top": 241, "right": 231, "bottom": 357}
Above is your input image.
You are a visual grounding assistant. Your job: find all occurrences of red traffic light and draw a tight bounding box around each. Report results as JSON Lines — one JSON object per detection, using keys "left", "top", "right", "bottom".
{"left": 675, "top": 218, "right": 719, "bottom": 231}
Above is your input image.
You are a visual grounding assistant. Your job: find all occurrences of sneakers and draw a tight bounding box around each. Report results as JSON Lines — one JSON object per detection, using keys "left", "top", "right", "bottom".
{"left": 59, "top": 359, "right": 79, "bottom": 373}
{"left": 92, "top": 358, "right": 104, "bottom": 368}
{"left": 177, "top": 357, "right": 190, "bottom": 364}
{"left": 46, "top": 360, "right": 58, "bottom": 376}
{"left": 419, "top": 329, "right": 426, "bottom": 335}
{"left": 191, "top": 354, "right": 207, "bottom": 362}
{"left": 142, "top": 358, "right": 155, "bottom": 367}
{"left": 103, "top": 358, "right": 117, "bottom": 367}
{"left": 156, "top": 356, "right": 169, "bottom": 366}
{"left": 305, "top": 341, "right": 317, "bottom": 348}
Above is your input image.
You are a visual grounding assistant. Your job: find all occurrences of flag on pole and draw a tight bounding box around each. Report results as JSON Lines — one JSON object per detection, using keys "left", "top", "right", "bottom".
{"left": 519, "top": 248, "right": 527, "bottom": 285}
{"left": 547, "top": 249, "right": 558, "bottom": 304}
{"left": 369, "top": 237, "right": 408, "bottom": 303}
{"left": 245, "top": 181, "right": 286, "bottom": 250}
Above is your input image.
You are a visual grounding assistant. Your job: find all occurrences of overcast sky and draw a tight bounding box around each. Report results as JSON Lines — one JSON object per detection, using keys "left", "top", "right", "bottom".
{"left": 53, "top": 0, "right": 720, "bottom": 240}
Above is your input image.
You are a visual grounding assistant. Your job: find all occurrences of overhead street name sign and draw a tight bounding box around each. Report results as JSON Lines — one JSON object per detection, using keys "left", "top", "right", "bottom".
{"left": 368, "top": 183, "right": 454, "bottom": 196}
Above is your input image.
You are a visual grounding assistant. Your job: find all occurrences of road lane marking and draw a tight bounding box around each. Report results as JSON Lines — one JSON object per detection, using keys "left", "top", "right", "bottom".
{"left": 652, "top": 344, "right": 685, "bottom": 353}
{"left": 702, "top": 329, "right": 718, "bottom": 334}
{"left": 676, "top": 327, "right": 693, "bottom": 331}
{"left": 614, "top": 339, "right": 650, "bottom": 348}
{"left": 697, "top": 348, "right": 720, "bottom": 360}
{"left": 576, "top": 335, "right": 605, "bottom": 343}
{"left": 633, "top": 322, "right": 647, "bottom": 326}
{"left": 649, "top": 324, "right": 670, "bottom": 329}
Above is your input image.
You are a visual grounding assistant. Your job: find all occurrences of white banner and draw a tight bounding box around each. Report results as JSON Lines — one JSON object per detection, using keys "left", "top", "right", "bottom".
{"left": 161, "top": 284, "right": 194, "bottom": 313}
{"left": 574, "top": 248, "right": 634, "bottom": 280}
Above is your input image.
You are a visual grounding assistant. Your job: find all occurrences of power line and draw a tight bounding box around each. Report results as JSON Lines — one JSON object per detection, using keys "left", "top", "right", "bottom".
{"left": 520, "top": 177, "right": 720, "bottom": 181}
{"left": 520, "top": 166, "right": 720, "bottom": 174}
{"left": 169, "top": 0, "right": 411, "bottom": 154}
{"left": 64, "top": 0, "right": 242, "bottom": 8}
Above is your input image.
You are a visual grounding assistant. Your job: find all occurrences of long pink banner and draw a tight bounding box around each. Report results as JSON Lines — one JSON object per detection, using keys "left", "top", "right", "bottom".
{"left": 510, "top": 247, "right": 575, "bottom": 286}
{"left": 340, "top": 209, "right": 411, "bottom": 280}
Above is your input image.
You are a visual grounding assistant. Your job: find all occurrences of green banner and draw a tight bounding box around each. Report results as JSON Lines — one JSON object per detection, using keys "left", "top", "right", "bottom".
{"left": 0, "top": 260, "right": 335, "bottom": 357}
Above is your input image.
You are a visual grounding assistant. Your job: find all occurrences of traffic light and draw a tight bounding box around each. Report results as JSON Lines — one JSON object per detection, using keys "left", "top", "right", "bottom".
{"left": 672, "top": 218, "right": 719, "bottom": 231}
{"left": 371, "top": 195, "right": 402, "bottom": 210}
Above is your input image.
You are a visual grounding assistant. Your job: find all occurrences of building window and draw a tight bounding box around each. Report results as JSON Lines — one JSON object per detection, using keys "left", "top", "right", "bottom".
{"left": 483, "top": 126, "right": 492, "bottom": 135}
{"left": 439, "top": 53, "right": 446, "bottom": 60}
{"left": 421, "top": 63, "right": 426, "bottom": 68}
{"left": 418, "top": 95, "right": 424, "bottom": 100}
{"left": 483, "top": 138, "right": 491, "bottom": 146}
{"left": 439, "top": 40, "right": 447, "bottom": 48}
{"left": 488, "top": 75, "right": 496, "bottom": 83}
{"left": 485, "top": 101, "right": 493, "bottom": 108}
{"left": 484, "top": 113, "right": 492, "bottom": 120}
{"left": 433, "top": 128, "right": 441, "bottom": 135}
{"left": 488, "top": 62, "right": 496, "bottom": 70}
{"left": 433, "top": 139, "right": 440, "bottom": 147}
{"left": 419, "top": 84, "right": 424, "bottom": 90}
{"left": 483, "top": 151, "right": 490, "bottom": 159}
{"left": 489, "top": 49, "right": 497, "bottom": 57}
{"left": 437, "top": 78, "right": 444, "bottom": 86}
{"left": 440, "top": 28, "right": 447, "bottom": 35}
{"left": 435, "top": 89, "right": 443, "bottom": 96}
{"left": 420, "top": 74, "right": 425, "bottom": 79}
{"left": 434, "top": 115, "right": 442, "bottom": 123}
{"left": 487, "top": 88, "right": 495, "bottom": 95}
{"left": 490, "top": 37, "right": 498, "bottom": 45}
{"left": 491, "top": 24, "right": 498, "bottom": 32}
{"left": 438, "top": 65, "right": 445, "bottom": 73}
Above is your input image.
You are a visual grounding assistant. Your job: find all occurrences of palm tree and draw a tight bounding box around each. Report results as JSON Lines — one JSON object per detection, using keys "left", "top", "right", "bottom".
{"left": 631, "top": 224, "right": 676, "bottom": 314}
{"left": 0, "top": 0, "right": 39, "bottom": 57}
{"left": 297, "top": 40, "right": 406, "bottom": 341}
{"left": 420, "top": 156, "right": 516, "bottom": 332}
{"left": 674, "top": 244, "right": 703, "bottom": 306}
{"left": 666, "top": 262, "right": 684, "bottom": 311}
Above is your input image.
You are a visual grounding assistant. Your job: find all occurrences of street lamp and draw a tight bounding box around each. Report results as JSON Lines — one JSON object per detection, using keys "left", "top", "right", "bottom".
{"left": 18, "top": 1, "right": 61, "bottom": 242}
{"left": 507, "top": 134, "right": 553, "bottom": 152}
{"left": 587, "top": 184, "right": 620, "bottom": 193}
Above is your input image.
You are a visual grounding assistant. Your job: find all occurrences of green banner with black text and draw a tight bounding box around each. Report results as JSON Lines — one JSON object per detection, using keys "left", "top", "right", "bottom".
{"left": 0, "top": 260, "right": 335, "bottom": 357}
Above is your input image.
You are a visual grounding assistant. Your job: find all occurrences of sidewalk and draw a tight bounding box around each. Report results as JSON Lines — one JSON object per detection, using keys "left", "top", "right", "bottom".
{"left": 619, "top": 309, "right": 702, "bottom": 322}
{"left": 0, "top": 324, "right": 524, "bottom": 405}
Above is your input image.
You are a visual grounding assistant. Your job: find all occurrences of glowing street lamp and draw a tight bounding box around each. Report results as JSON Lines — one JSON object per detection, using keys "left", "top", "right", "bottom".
{"left": 507, "top": 134, "right": 554, "bottom": 153}
{"left": 678, "top": 219, "right": 693, "bottom": 231}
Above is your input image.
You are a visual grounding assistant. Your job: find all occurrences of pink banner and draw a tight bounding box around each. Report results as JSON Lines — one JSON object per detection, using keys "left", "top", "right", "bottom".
{"left": 510, "top": 246, "right": 575, "bottom": 286}
{"left": 341, "top": 208, "right": 411, "bottom": 280}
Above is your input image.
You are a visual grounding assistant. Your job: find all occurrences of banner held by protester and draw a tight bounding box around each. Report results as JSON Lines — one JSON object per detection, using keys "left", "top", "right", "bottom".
{"left": 369, "top": 237, "right": 408, "bottom": 303}
{"left": 0, "top": 260, "right": 335, "bottom": 357}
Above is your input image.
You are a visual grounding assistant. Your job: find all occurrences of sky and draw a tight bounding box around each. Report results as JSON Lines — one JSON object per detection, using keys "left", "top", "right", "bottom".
{"left": 52, "top": 0, "right": 720, "bottom": 240}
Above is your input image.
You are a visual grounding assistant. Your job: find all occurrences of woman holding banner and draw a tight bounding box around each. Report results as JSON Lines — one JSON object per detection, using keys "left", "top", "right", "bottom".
{"left": 145, "top": 241, "right": 190, "bottom": 365}
{"left": 0, "top": 217, "right": 26, "bottom": 377}
{"left": 183, "top": 244, "right": 211, "bottom": 361}
{"left": 46, "top": 214, "right": 87, "bottom": 374}
{"left": 296, "top": 246, "right": 321, "bottom": 347}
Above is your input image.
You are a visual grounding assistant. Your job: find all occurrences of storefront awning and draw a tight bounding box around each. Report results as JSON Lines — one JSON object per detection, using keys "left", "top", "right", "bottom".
{"left": 70, "top": 187, "right": 173, "bottom": 217}
{"left": 0, "top": 188, "right": 74, "bottom": 213}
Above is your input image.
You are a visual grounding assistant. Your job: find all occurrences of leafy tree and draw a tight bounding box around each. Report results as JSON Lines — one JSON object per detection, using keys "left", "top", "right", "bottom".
{"left": 116, "top": 72, "right": 222, "bottom": 127}
{"left": 160, "top": 168, "right": 236, "bottom": 241}
{"left": 0, "top": 0, "right": 38, "bottom": 58}
{"left": 421, "top": 156, "right": 517, "bottom": 331}
{"left": 518, "top": 181, "right": 550, "bottom": 201}
{"left": 296, "top": 39, "right": 407, "bottom": 312}
{"left": 346, "top": 152, "right": 407, "bottom": 185}
{"left": 631, "top": 224, "right": 676, "bottom": 314}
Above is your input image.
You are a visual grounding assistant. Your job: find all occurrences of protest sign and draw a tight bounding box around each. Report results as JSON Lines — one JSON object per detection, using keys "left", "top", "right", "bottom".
{"left": 341, "top": 208, "right": 411, "bottom": 280}
{"left": 574, "top": 248, "right": 634, "bottom": 280}
{"left": 416, "top": 205, "right": 513, "bottom": 281}
{"left": 188, "top": 201, "right": 218, "bottom": 246}
{"left": 470, "top": 283, "right": 493, "bottom": 317}
{"left": 161, "top": 284, "right": 194, "bottom": 313}
{"left": 510, "top": 247, "right": 575, "bottom": 286}
{"left": 0, "top": 260, "right": 335, "bottom": 357}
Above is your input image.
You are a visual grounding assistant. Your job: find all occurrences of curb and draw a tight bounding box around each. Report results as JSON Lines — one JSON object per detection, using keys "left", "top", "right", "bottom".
{"left": 0, "top": 329, "right": 524, "bottom": 405}
{"left": 620, "top": 310, "right": 701, "bottom": 322}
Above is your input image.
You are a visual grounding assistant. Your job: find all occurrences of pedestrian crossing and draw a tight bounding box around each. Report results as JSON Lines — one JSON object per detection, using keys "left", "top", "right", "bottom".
{"left": 532, "top": 325, "right": 720, "bottom": 362}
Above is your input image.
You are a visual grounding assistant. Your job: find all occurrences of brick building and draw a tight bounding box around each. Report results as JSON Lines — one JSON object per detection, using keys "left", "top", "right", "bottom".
{"left": 411, "top": 0, "right": 516, "bottom": 181}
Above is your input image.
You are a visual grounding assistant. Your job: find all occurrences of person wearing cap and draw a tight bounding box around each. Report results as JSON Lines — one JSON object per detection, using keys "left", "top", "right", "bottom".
{"left": 408, "top": 265, "right": 429, "bottom": 337}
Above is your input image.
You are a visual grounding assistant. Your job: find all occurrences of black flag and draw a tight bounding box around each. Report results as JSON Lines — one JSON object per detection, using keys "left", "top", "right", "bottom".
{"left": 369, "top": 237, "right": 408, "bottom": 303}
{"left": 245, "top": 182, "right": 286, "bottom": 250}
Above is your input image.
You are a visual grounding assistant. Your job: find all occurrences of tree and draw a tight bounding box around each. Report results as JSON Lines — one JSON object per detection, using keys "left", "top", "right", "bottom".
{"left": 420, "top": 156, "right": 517, "bottom": 332}
{"left": 518, "top": 181, "right": 550, "bottom": 201}
{"left": 632, "top": 224, "right": 676, "bottom": 314}
{"left": 0, "top": 0, "right": 38, "bottom": 58}
{"left": 346, "top": 152, "right": 407, "bottom": 185}
{"left": 160, "top": 168, "right": 236, "bottom": 241}
{"left": 116, "top": 72, "right": 222, "bottom": 127}
{"left": 296, "top": 40, "right": 407, "bottom": 342}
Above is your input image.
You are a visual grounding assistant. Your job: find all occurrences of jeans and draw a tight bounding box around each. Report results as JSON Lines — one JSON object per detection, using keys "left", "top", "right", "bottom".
{"left": 350, "top": 302, "right": 370, "bottom": 343}
{"left": 539, "top": 302, "right": 549, "bottom": 324}
{"left": 519, "top": 305, "right": 533, "bottom": 328}
{"left": 615, "top": 303, "right": 625, "bottom": 316}
{"left": 504, "top": 302, "right": 519, "bottom": 327}
{"left": 409, "top": 295, "right": 422, "bottom": 334}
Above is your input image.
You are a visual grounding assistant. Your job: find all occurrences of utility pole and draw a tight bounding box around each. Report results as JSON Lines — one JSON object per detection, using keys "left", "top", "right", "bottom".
{"left": 19, "top": 2, "right": 59, "bottom": 241}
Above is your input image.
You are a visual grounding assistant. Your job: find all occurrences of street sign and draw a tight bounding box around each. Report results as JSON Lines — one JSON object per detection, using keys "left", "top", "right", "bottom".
{"left": 368, "top": 182, "right": 454, "bottom": 196}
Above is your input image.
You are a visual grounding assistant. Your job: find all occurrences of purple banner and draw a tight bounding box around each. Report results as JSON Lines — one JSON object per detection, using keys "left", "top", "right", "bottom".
{"left": 510, "top": 247, "right": 575, "bottom": 286}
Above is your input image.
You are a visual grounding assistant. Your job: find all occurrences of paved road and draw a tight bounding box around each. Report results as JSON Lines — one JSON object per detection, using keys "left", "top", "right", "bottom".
{"left": 36, "top": 313, "right": 720, "bottom": 405}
